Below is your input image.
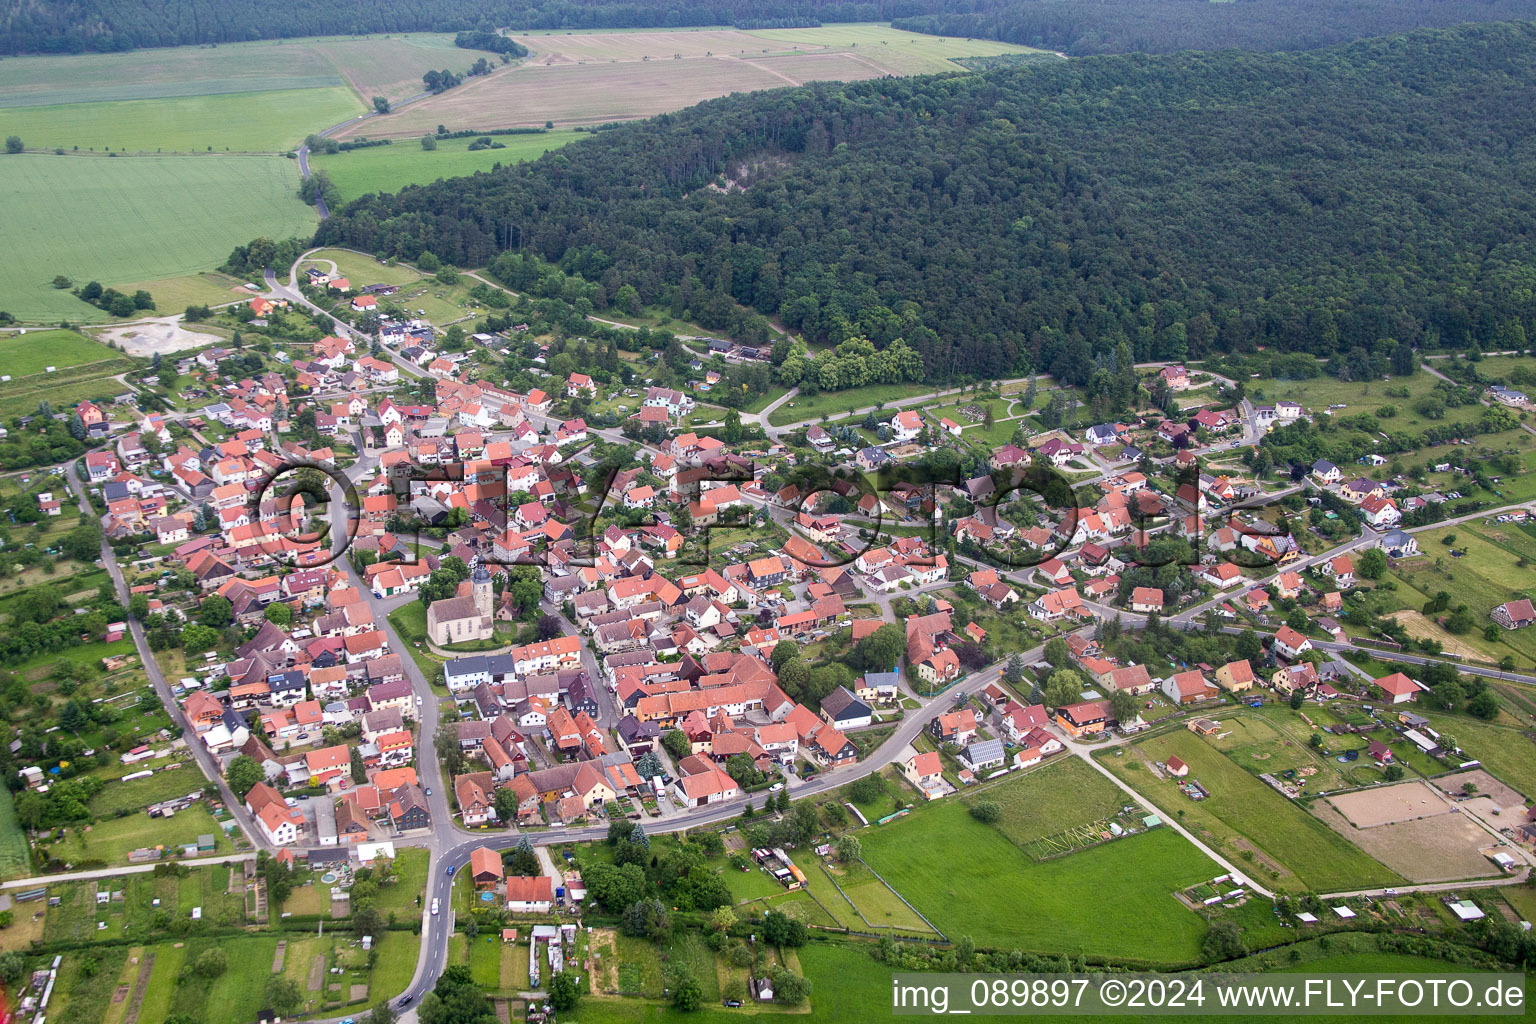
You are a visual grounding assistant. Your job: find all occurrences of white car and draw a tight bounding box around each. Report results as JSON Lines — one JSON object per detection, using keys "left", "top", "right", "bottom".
{"left": 430, "top": 898, "right": 440, "bottom": 916}
{"left": 416, "top": 695, "right": 423, "bottom": 707}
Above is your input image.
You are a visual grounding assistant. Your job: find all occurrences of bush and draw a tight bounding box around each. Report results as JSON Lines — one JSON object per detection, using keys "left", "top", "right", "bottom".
{"left": 969, "top": 801, "right": 1001, "bottom": 824}
{"left": 195, "top": 947, "right": 228, "bottom": 977}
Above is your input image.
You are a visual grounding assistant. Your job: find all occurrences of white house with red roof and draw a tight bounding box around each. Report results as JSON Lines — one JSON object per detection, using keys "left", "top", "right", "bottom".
{"left": 889, "top": 409, "right": 923, "bottom": 442}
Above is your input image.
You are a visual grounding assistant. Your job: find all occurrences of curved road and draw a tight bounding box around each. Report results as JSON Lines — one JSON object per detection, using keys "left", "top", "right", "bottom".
{"left": 94, "top": 271, "right": 1536, "bottom": 1013}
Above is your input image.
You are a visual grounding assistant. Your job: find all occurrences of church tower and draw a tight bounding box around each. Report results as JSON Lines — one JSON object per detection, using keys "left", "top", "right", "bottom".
{"left": 471, "top": 560, "right": 493, "bottom": 619}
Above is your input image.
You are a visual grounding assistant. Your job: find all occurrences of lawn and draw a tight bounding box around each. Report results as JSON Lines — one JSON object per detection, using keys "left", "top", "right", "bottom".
{"left": 137, "top": 942, "right": 188, "bottom": 1024}
{"left": 312, "top": 130, "right": 583, "bottom": 204}
{"left": 369, "top": 846, "right": 431, "bottom": 912}
{"left": 0, "top": 361, "right": 138, "bottom": 417}
{"left": 2, "top": 87, "right": 362, "bottom": 154}
{"left": 1099, "top": 732, "right": 1402, "bottom": 892}
{"left": 388, "top": 602, "right": 429, "bottom": 646}
{"left": 46, "top": 803, "right": 228, "bottom": 864}
{"left": 1, "top": 154, "right": 318, "bottom": 323}
{"left": 767, "top": 382, "right": 936, "bottom": 427}
{"left": 302, "top": 248, "right": 491, "bottom": 324}
{"left": 859, "top": 797, "right": 1217, "bottom": 962}
{"left": 0, "top": 329, "right": 118, "bottom": 374}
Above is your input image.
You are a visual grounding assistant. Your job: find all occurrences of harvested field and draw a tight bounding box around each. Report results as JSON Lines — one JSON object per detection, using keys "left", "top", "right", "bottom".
{"left": 1325, "top": 781, "right": 1452, "bottom": 828}
{"left": 746, "top": 52, "right": 892, "bottom": 83}
{"left": 1311, "top": 799, "right": 1501, "bottom": 883}
{"left": 362, "top": 58, "right": 801, "bottom": 135}
{"left": 512, "top": 28, "right": 781, "bottom": 63}
{"left": 370, "top": 23, "right": 1051, "bottom": 136}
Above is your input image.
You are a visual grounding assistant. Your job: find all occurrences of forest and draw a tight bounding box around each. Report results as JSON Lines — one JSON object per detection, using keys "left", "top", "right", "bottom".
{"left": 13, "top": 0, "right": 1535, "bottom": 54}
{"left": 892, "top": 0, "right": 1536, "bottom": 56}
{"left": 0, "top": 0, "right": 919, "bottom": 54}
{"left": 315, "top": 22, "right": 1536, "bottom": 384}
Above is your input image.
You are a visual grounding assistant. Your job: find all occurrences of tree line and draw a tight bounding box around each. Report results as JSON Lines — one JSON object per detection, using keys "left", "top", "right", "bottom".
{"left": 317, "top": 23, "right": 1536, "bottom": 384}
{"left": 892, "top": 0, "right": 1536, "bottom": 57}
{"left": 0, "top": 0, "right": 930, "bottom": 55}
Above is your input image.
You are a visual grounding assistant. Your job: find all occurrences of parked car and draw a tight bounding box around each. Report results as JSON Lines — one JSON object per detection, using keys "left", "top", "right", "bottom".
{"left": 430, "top": 898, "right": 440, "bottom": 915}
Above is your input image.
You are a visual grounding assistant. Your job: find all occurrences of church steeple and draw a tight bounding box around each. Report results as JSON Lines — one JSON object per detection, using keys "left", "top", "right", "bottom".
{"left": 470, "top": 557, "right": 492, "bottom": 618}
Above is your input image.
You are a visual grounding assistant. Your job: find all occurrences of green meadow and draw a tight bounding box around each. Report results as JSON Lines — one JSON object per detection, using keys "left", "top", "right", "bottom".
{"left": 0, "top": 329, "right": 117, "bottom": 374}
{"left": 0, "top": 87, "right": 362, "bottom": 154}
{"left": 859, "top": 795, "right": 1217, "bottom": 963}
{"left": 0, "top": 154, "right": 317, "bottom": 322}
{"left": 312, "top": 129, "right": 583, "bottom": 203}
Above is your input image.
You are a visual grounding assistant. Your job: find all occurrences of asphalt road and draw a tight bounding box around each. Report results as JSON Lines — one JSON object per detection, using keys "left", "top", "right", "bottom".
{"left": 87, "top": 295, "right": 1536, "bottom": 1014}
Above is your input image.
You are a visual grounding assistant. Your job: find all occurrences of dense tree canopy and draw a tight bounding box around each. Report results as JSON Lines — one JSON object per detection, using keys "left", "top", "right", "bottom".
{"left": 319, "top": 23, "right": 1536, "bottom": 384}
{"left": 893, "top": 0, "right": 1536, "bottom": 57}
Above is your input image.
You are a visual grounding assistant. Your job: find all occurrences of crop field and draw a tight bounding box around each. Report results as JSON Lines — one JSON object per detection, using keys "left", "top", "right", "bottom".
{"left": 860, "top": 797, "right": 1215, "bottom": 961}
{"left": 368, "top": 23, "right": 1051, "bottom": 136}
{"left": 312, "top": 130, "right": 583, "bottom": 203}
{"left": 511, "top": 23, "right": 1046, "bottom": 70}
{"left": 0, "top": 328, "right": 117, "bottom": 375}
{"left": 363, "top": 58, "right": 810, "bottom": 135}
{"left": 1100, "top": 732, "right": 1402, "bottom": 892}
{"left": 1389, "top": 521, "right": 1536, "bottom": 667}
{"left": 1, "top": 154, "right": 317, "bottom": 323}
{"left": 513, "top": 26, "right": 794, "bottom": 63}
{"left": 0, "top": 45, "right": 341, "bottom": 108}
{"left": 0, "top": 33, "right": 461, "bottom": 110}
{"left": 304, "top": 33, "right": 469, "bottom": 102}
{"left": 1, "top": 87, "right": 361, "bottom": 154}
